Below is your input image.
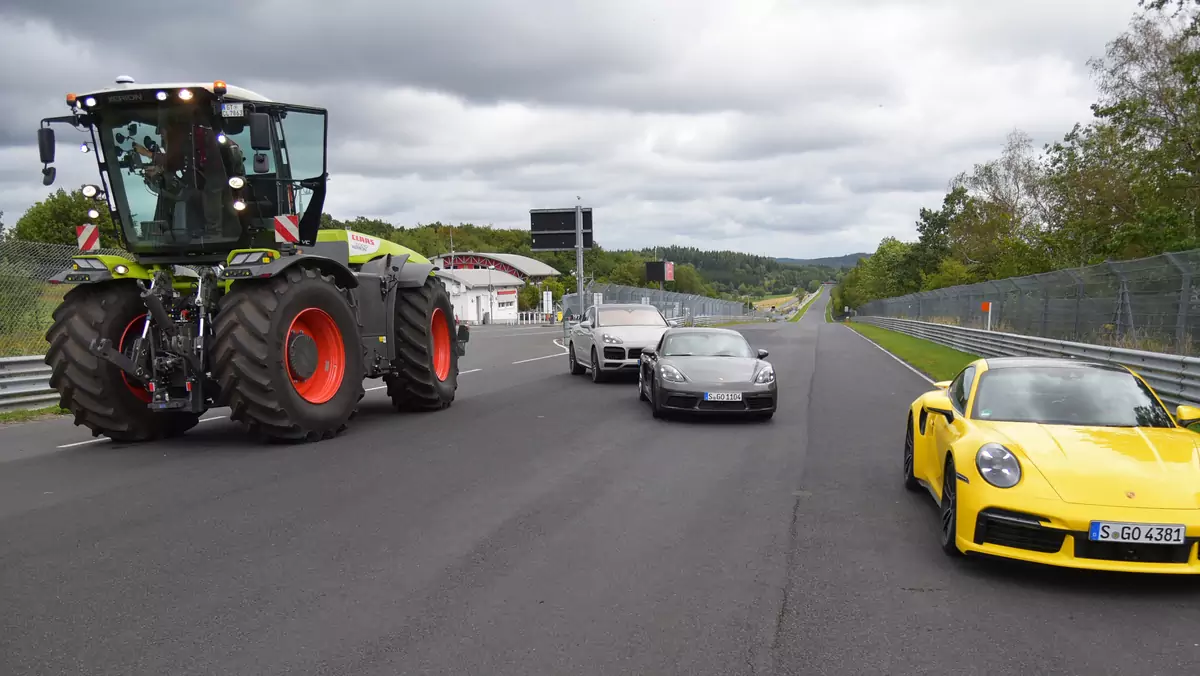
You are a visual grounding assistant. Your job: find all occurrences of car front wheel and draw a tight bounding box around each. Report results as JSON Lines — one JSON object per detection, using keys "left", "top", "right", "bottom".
{"left": 939, "top": 456, "right": 963, "bottom": 557}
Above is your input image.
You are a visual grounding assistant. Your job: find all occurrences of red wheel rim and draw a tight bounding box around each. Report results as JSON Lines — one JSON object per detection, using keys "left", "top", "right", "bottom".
{"left": 284, "top": 307, "right": 346, "bottom": 404}
{"left": 119, "top": 314, "right": 151, "bottom": 403}
{"left": 431, "top": 307, "right": 451, "bottom": 381}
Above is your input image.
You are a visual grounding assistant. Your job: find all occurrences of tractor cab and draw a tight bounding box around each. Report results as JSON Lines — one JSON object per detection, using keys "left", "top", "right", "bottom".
{"left": 36, "top": 78, "right": 328, "bottom": 263}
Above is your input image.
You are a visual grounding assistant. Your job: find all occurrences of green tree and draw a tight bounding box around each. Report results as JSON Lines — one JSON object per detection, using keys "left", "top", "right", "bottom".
{"left": 14, "top": 189, "right": 119, "bottom": 247}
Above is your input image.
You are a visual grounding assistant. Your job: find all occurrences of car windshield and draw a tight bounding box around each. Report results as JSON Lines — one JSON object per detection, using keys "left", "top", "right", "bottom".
{"left": 972, "top": 366, "right": 1175, "bottom": 428}
{"left": 598, "top": 307, "right": 666, "bottom": 327}
{"left": 661, "top": 332, "right": 754, "bottom": 357}
{"left": 97, "top": 103, "right": 244, "bottom": 253}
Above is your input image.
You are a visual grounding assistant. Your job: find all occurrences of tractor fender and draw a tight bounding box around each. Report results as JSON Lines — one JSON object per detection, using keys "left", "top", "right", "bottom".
{"left": 395, "top": 261, "right": 436, "bottom": 288}
{"left": 222, "top": 253, "right": 359, "bottom": 289}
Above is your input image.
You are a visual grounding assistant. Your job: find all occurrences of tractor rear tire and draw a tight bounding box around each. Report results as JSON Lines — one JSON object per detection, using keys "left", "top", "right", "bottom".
{"left": 212, "top": 266, "right": 365, "bottom": 442}
{"left": 45, "top": 281, "right": 200, "bottom": 442}
{"left": 386, "top": 274, "right": 459, "bottom": 411}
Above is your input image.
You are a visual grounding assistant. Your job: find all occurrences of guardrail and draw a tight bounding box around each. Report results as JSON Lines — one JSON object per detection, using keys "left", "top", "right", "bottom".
{"left": 852, "top": 316, "right": 1200, "bottom": 408}
{"left": 0, "top": 356, "right": 57, "bottom": 413}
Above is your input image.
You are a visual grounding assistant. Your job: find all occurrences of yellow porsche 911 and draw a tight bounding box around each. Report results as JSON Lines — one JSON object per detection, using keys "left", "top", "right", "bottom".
{"left": 905, "top": 356, "right": 1200, "bottom": 573}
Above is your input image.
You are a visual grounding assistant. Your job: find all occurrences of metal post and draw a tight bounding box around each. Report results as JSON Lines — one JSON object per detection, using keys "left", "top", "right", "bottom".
{"left": 575, "top": 202, "right": 585, "bottom": 316}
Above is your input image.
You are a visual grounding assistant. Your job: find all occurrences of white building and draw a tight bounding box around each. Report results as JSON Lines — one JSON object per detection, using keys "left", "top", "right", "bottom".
{"left": 436, "top": 268, "right": 525, "bottom": 324}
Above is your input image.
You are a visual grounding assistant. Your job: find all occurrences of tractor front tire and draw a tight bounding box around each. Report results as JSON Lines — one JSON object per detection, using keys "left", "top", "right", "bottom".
{"left": 45, "top": 281, "right": 200, "bottom": 442}
{"left": 212, "top": 266, "right": 365, "bottom": 442}
{"left": 386, "top": 274, "right": 459, "bottom": 412}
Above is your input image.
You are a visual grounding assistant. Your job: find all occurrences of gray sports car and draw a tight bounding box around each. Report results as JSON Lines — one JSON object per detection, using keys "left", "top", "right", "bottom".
{"left": 637, "top": 327, "right": 777, "bottom": 420}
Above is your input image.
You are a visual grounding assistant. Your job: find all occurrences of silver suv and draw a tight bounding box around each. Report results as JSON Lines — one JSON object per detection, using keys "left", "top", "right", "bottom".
{"left": 567, "top": 304, "right": 671, "bottom": 382}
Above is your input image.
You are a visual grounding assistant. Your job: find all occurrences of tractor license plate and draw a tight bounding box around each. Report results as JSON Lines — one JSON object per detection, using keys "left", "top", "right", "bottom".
{"left": 704, "top": 392, "right": 742, "bottom": 402}
{"left": 1088, "top": 521, "right": 1186, "bottom": 544}
{"left": 221, "top": 102, "right": 245, "bottom": 117}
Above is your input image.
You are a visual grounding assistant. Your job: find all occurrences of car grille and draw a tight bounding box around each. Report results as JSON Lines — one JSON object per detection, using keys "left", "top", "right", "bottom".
{"left": 627, "top": 348, "right": 641, "bottom": 360}
{"left": 973, "top": 509, "right": 1066, "bottom": 553}
{"left": 603, "top": 347, "right": 624, "bottom": 360}
{"left": 662, "top": 393, "right": 774, "bottom": 411}
{"left": 1073, "top": 538, "right": 1195, "bottom": 564}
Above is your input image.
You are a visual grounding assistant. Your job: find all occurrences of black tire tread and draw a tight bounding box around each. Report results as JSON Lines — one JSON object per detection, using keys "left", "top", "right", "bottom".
{"left": 211, "top": 266, "right": 365, "bottom": 442}
{"left": 44, "top": 282, "right": 199, "bottom": 442}
{"left": 386, "top": 275, "right": 459, "bottom": 411}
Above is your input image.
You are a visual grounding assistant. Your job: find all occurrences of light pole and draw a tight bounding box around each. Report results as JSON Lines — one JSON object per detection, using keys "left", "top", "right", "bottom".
{"left": 487, "top": 265, "right": 495, "bottom": 322}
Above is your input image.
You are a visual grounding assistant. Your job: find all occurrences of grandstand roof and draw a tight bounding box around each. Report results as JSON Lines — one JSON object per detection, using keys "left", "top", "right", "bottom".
{"left": 436, "top": 268, "right": 525, "bottom": 289}
{"left": 436, "top": 252, "right": 560, "bottom": 277}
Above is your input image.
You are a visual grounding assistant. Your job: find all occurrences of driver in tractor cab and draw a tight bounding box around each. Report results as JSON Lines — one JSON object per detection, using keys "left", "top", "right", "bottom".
{"left": 132, "top": 112, "right": 237, "bottom": 239}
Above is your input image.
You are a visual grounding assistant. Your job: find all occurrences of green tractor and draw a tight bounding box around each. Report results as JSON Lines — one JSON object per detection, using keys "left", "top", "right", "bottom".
{"left": 35, "top": 77, "right": 469, "bottom": 443}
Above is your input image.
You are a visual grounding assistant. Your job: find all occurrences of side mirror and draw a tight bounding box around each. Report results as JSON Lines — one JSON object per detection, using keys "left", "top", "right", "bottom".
{"left": 1176, "top": 404, "right": 1200, "bottom": 428}
{"left": 641, "top": 347, "right": 657, "bottom": 358}
{"left": 248, "top": 112, "right": 272, "bottom": 150}
{"left": 933, "top": 380, "right": 951, "bottom": 390}
{"left": 37, "top": 127, "right": 56, "bottom": 164}
{"left": 757, "top": 348, "right": 769, "bottom": 359}
{"left": 926, "top": 405, "right": 955, "bottom": 424}
{"left": 457, "top": 323, "right": 470, "bottom": 343}
{"left": 924, "top": 392, "right": 956, "bottom": 423}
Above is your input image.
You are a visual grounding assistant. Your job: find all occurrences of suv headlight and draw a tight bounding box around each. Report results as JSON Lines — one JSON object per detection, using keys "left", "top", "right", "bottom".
{"left": 660, "top": 364, "right": 686, "bottom": 382}
{"left": 976, "top": 443, "right": 1021, "bottom": 488}
{"left": 754, "top": 365, "right": 775, "bottom": 384}
{"left": 601, "top": 333, "right": 623, "bottom": 344}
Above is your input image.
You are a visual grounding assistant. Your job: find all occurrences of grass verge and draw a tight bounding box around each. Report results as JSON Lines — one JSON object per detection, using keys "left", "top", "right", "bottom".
{"left": 788, "top": 288, "right": 821, "bottom": 322}
{"left": 0, "top": 405, "right": 69, "bottom": 425}
{"left": 845, "top": 321, "right": 979, "bottom": 382}
{"left": 752, "top": 293, "right": 797, "bottom": 310}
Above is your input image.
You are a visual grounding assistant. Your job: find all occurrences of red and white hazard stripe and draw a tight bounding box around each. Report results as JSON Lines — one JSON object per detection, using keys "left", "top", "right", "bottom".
{"left": 76, "top": 224, "right": 100, "bottom": 252}
{"left": 274, "top": 214, "right": 300, "bottom": 243}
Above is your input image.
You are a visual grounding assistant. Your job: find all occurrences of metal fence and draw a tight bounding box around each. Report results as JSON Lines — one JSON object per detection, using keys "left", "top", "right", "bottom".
{"left": 561, "top": 282, "right": 750, "bottom": 320}
{"left": 0, "top": 238, "right": 128, "bottom": 358}
{"left": 852, "top": 316, "right": 1200, "bottom": 409}
{"left": 855, "top": 249, "right": 1200, "bottom": 356}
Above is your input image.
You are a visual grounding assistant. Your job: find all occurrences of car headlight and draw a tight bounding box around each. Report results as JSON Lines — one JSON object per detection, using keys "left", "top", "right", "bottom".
{"left": 754, "top": 365, "right": 775, "bottom": 384}
{"left": 976, "top": 443, "right": 1021, "bottom": 488}
{"left": 601, "top": 333, "right": 623, "bottom": 344}
{"left": 659, "top": 364, "right": 686, "bottom": 382}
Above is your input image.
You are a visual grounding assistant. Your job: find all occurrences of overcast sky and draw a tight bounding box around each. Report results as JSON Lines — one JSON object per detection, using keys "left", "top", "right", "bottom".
{"left": 0, "top": 0, "right": 1143, "bottom": 259}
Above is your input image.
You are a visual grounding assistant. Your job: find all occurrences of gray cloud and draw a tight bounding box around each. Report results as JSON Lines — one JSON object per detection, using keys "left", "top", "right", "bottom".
{"left": 0, "top": 0, "right": 1145, "bottom": 257}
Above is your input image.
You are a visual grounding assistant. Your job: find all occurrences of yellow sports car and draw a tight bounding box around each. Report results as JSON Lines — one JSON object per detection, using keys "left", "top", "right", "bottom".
{"left": 905, "top": 356, "right": 1200, "bottom": 573}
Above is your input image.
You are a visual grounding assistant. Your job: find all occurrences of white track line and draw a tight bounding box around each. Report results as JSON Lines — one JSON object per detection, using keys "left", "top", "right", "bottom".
{"left": 843, "top": 324, "right": 934, "bottom": 385}
{"left": 364, "top": 368, "right": 480, "bottom": 393}
{"left": 513, "top": 352, "right": 566, "bottom": 364}
{"left": 54, "top": 369, "right": 487, "bottom": 449}
{"left": 55, "top": 415, "right": 229, "bottom": 449}
{"left": 483, "top": 330, "right": 563, "bottom": 337}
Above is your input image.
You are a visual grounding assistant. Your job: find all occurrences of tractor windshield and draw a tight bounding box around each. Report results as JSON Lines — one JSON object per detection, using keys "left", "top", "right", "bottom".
{"left": 97, "top": 103, "right": 245, "bottom": 254}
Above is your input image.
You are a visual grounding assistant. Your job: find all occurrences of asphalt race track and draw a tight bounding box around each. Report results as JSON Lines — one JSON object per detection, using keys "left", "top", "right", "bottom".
{"left": 2, "top": 296, "right": 1198, "bottom": 675}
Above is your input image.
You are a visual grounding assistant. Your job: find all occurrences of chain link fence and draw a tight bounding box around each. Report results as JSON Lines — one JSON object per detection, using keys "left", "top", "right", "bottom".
{"left": 855, "top": 249, "right": 1200, "bottom": 356}
{"left": 0, "top": 239, "right": 128, "bottom": 358}
{"left": 561, "top": 282, "right": 751, "bottom": 321}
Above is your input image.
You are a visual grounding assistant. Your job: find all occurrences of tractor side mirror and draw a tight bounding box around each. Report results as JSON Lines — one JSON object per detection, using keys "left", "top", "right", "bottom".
{"left": 457, "top": 323, "right": 470, "bottom": 343}
{"left": 37, "top": 127, "right": 56, "bottom": 164}
{"left": 248, "top": 112, "right": 272, "bottom": 150}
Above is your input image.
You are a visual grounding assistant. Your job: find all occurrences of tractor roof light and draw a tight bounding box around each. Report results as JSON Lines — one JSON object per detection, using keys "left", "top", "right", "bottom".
{"left": 233, "top": 199, "right": 246, "bottom": 211}
{"left": 156, "top": 91, "right": 168, "bottom": 101}
{"left": 84, "top": 97, "right": 96, "bottom": 107}
{"left": 213, "top": 80, "right": 227, "bottom": 97}
{"left": 81, "top": 184, "right": 99, "bottom": 198}
{"left": 228, "top": 176, "right": 245, "bottom": 189}
{"left": 87, "top": 209, "right": 100, "bottom": 219}
{"left": 178, "top": 88, "right": 193, "bottom": 101}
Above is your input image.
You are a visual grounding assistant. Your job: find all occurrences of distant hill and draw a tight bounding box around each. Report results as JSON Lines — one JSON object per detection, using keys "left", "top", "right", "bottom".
{"left": 777, "top": 253, "right": 871, "bottom": 268}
